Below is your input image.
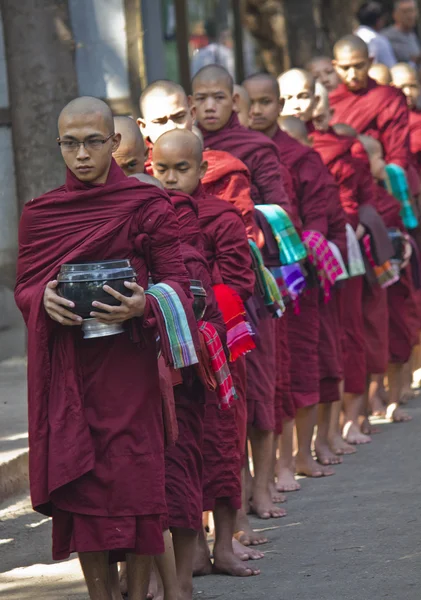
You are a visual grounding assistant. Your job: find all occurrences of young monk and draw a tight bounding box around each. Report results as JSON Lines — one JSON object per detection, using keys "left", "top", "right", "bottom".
{"left": 368, "top": 63, "right": 392, "bottom": 86}
{"left": 306, "top": 55, "right": 340, "bottom": 92}
{"left": 14, "top": 97, "right": 194, "bottom": 600}
{"left": 358, "top": 134, "right": 413, "bottom": 423}
{"left": 310, "top": 81, "right": 383, "bottom": 446}
{"left": 137, "top": 78, "right": 266, "bottom": 551}
{"left": 152, "top": 128, "right": 260, "bottom": 577}
{"left": 234, "top": 84, "right": 251, "bottom": 127}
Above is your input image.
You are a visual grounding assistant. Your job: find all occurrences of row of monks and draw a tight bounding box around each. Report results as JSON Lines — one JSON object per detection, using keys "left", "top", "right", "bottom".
{"left": 14, "top": 33, "right": 421, "bottom": 600}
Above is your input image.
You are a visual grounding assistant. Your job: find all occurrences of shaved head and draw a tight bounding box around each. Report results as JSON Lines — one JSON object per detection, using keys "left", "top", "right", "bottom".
{"left": 279, "top": 115, "right": 311, "bottom": 145}
{"left": 332, "top": 123, "right": 357, "bottom": 137}
{"left": 333, "top": 35, "right": 370, "bottom": 60}
{"left": 154, "top": 129, "right": 203, "bottom": 165}
{"left": 140, "top": 80, "right": 187, "bottom": 117}
{"left": 278, "top": 69, "right": 317, "bottom": 122}
{"left": 368, "top": 63, "right": 392, "bottom": 86}
{"left": 113, "top": 116, "right": 146, "bottom": 176}
{"left": 243, "top": 73, "right": 282, "bottom": 136}
{"left": 58, "top": 96, "right": 114, "bottom": 132}
{"left": 278, "top": 69, "right": 316, "bottom": 94}
{"left": 243, "top": 73, "right": 280, "bottom": 98}
{"left": 192, "top": 64, "right": 234, "bottom": 94}
{"left": 192, "top": 125, "right": 205, "bottom": 150}
{"left": 391, "top": 62, "right": 420, "bottom": 109}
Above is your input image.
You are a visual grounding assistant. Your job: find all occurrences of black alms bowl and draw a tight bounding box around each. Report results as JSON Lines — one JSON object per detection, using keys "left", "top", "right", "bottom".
{"left": 57, "top": 259, "right": 136, "bottom": 319}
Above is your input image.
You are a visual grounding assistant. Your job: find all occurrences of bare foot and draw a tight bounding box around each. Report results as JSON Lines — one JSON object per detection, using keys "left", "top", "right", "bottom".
{"left": 386, "top": 404, "right": 412, "bottom": 422}
{"left": 193, "top": 535, "right": 213, "bottom": 577}
{"left": 370, "top": 393, "right": 386, "bottom": 417}
{"left": 276, "top": 466, "right": 301, "bottom": 492}
{"left": 400, "top": 388, "right": 416, "bottom": 405}
{"left": 269, "top": 481, "right": 287, "bottom": 504}
{"left": 249, "top": 488, "right": 287, "bottom": 519}
{"left": 234, "top": 510, "right": 268, "bottom": 546}
{"left": 295, "top": 454, "right": 335, "bottom": 478}
{"left": 232, "top": 538, "right": 264, "bottom": 560}
{"left": 314, "top": 439, "right": 343, "bottom": 465}
{"left": 328, "top": 434, "right": 357, "bottom": 456}
{"left": 213, "top": 548, "right": 260, "bottom": 577}
{"left": 343, "top": 422, "right": 371, "bottom": 445}
{"left": 360, "top": 417, "right": 381, "bottom": 435}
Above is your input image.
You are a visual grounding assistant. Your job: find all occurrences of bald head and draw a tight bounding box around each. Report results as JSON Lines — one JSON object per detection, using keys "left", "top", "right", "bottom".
{"left": 152, "top": 129, "right": 206, "bottom": 195}
{"left": 391, "top": 62, "right": 420, "bottom": 109}
{"left": 243, "top": 73, "right": 280, "bottom": 98}
{"left": 192, "top": 64, "right": 234, "bottom": 94}
{"left": 368, "top": 63, "right": 392, "bottom": 86}
{"left": 138, "top": 80, "right": 192, "bottom": 144}
{"left": 243, "top": 73, "right": 282, "bottom": 136}
{"left": 278, "top": 69, "right": 317, "bottom": 122}
{"left": 113, "top": 116, "right": 146, "bottom": 176}
{"left": 279, "top": 115, "right": 311, "bottom": 146}
{"left": 332, "top": 123, "right": 358, "bottom": 137}
{"left": 58, "top": 96, "right": 114, "bottom": 133}
{"left": 234, "top": 84, "right": 251, "bottom": 127}
{"left": 333, "top": 35, "right": 371, "bottom": 92}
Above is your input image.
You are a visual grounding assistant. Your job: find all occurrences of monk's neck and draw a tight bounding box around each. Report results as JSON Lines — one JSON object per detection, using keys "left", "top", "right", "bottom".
{"left": 264, "top": 122, "right": 280, "bottom": 140}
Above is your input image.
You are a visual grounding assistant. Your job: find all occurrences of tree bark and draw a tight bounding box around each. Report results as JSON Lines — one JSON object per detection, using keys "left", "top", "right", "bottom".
{"left": 1, "top": 0, "right": 78, "bottom": 210}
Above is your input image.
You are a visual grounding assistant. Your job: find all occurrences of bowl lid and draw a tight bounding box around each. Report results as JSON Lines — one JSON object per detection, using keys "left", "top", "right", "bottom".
{"left": 58, "top": 259, "right": 135, "bottom": 282}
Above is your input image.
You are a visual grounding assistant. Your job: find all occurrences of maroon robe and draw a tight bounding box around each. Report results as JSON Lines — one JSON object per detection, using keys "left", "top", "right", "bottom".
{"left": 193, "top": 183, "right": 254, "bottom": 509}
{"left": 409, "top": 110, "right": 421, "bottom": 173}
{"left": 15, "top": 159, "right": 191, "bottom": 558}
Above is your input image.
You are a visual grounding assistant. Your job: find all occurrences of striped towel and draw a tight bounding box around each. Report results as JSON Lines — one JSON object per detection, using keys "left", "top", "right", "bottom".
{"left": 346, "top": 224, "right": 366, "bottom": 277}
{"left": 384, "top": 164, "right": 419, "bottom": 230}
{"left": 255, "top": 204, "right": 307, "bottom": 265}
{"left": 145, "top": 283, "right": 198, "bottom": 369}
{"left": 249, "top": 240, "right": 285, "bottom": 315}
{"left": 362, "top": 235, "right": 399, "bottom": 288}
{"left": 198, "top": 321, "right": 237, "bottom": 410}
{"left": 302, "top": 230, "right": 344, "bottom": 300}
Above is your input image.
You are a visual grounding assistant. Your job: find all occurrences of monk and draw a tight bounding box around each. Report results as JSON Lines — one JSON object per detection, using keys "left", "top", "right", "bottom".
{"left": 329, "top": 35, "right": 418, "bottom": 195}
{"left": 14, "top": 97, "right": 195, "bottom": 600}
{"left": 358, "top": 134, "right": 413, "bottom": 423}
{"left": 310, "top": 81, "right": 382, "bottom": 446}
{"left": 306, "top": 55, "right": 340, "bottom": 92}
{"left": 368, "top": 63, "right": 392, "bottom": 86}
{"left": 234, "top": 84, "right": 251, "bottom": 127}
{"left": 152, "top": 129, "right": 260, "bottom": 577}
{"left": 137, "top": 79, "right": 266, "bottom": 553}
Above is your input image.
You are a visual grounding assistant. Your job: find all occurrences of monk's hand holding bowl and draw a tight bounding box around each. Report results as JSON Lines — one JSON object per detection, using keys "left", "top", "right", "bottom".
{"left": 90, "top": 281, "right": 146, "bottom": 324}
{"left": 44, "top": 280, "right": 83, "bottom": 326}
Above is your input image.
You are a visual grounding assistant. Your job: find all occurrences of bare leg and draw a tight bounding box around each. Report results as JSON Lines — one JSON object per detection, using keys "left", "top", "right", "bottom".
{"left": 328, "top": 384, "right": 356, "bottom": 455}
{"left": 269, "top": 437, "right": 286, "bottom": 503}
{"left": 295, "top": 405, "right": 334, "bottom": 477}
{"left": 126, "top": 553, "right": 153, "bottom": 600}
{"left": 234, "top": 467, "right": 268, "bottom": 547}
{"left": 342, "top": 392, "right": 371, "bottom": 445}
{"left": 386, "top": 363, "right": 412, "bottom": 422}
{"left": 79, "top": 551, "right": 112, "bottom": 600}
{"left": 275, "top": 420, "right": 300, "bottom": 491}
{"left": 368, "top": 374, "right": 386, "bottom": 416}
{"left": 400, "top": 362, "right": 415, "bottom": 403}
{"left": 152, "top": 530, "right": 178, "bottom": 600}
{"left": 315, "top": 403, "right": 342, "bottom": 465}
{"left": 192, "top": 527, "right": 212, "bottom": 576}
{"left": 248, "top": 427, "right": 286, "bottom": 519}
{"left": 213, "top": 501, "right": 260, "bottom": 577}
{"left": 109, "top": 563, "right": 123, "bottom": 600}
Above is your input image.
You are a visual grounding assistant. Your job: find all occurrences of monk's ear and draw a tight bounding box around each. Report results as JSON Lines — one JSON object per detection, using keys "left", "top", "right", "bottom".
{"left": 199, "top": 159, "right": 208, "bottom": 179}
{"left": 279, "top": 97, "right": 285, "bottom": 115}
{"left": 188, "top": 94, "right": 195, "bottom": 108}
{"left": 232, "top": 92, "right": 240, "bottom": 111}
{"left": 111, "top": 132, "right": 121, "bottom": 153}
{"left": 190, "top": 103, "right": 196, "bottom": 121}
{"left": 137, "top": 117, "right": 147, "bottom": 133}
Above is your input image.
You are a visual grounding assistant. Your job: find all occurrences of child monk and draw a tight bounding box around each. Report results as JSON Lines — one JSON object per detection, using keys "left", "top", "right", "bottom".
{"left": 152, "top": 128, "right": 260, "bottom": 577}
{"left": 369, "top": 63, "right": 392, "bottom": 86}
{"left": 358, "top": 134, "right": 413, "bottom": 423}
{"left": 15, "top": 96, "right": 194, "bottom": 600}
{"left": 192, "top": 64, "right": 294, "bottom": 524}
{"left": 306, "top": 55, "right": 340, "bottom": 92}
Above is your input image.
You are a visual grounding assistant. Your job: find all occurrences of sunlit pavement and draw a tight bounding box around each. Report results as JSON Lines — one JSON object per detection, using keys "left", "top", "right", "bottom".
{"left": 1, "top": 401, "right": 420, "bottom": 599}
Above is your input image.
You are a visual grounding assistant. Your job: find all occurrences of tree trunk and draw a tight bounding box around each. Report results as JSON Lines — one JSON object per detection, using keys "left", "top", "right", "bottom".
{"left": 1, "top": 0, "right": 78, "bottom": 210}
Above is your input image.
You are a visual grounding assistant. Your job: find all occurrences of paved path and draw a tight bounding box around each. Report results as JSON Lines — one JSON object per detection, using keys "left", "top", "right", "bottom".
{"left": 1, "top": 401, "right": 420, "bottom": 600}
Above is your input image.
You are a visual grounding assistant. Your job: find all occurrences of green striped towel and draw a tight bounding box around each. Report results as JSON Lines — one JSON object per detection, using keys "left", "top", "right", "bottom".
{"left": 255, "top": 204, "right": 307, "bottom": 265}
{"left": 145, "top": 282, "right": 198, "bottom": 369}
{"left": 384, "top": 163, "right": 419, "bottom": 230}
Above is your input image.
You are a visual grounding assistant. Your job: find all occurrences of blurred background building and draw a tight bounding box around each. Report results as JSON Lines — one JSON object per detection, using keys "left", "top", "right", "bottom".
{"left": 0, "top": 0, "right": 416, "bottom": 358}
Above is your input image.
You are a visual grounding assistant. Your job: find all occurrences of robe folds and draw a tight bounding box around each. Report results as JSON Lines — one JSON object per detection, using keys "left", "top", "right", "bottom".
{"left": 165, "top": 191, "right": 227, "bottom": 531}
{"left": 193, "top": 184, "right": 254, "bottom": 506}
{"left": 409, "top": 109, "right": 421, "bottom": 173}
{"left": 330, "top": 78, "right": 411, "bottom": 172}
{"left": 274, "top": 315, "right": 294, "bottom": 433}
{"left": 15, "top": 159, "right": 192, "bottom": 558}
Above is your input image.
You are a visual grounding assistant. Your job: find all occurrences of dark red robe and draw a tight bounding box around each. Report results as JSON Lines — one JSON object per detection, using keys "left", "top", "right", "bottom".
{"left": 409, "top": 109, "right": 421, "bottom": 173}
{"left": 15, "top": 159, "right": 191, "bottom": 558}
{"left": 193, "top": 184, "right": 254, "bottom": 509}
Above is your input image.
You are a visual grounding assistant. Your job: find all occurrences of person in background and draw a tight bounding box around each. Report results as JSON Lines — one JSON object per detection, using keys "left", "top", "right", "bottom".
{"left": 191, "top": 20, "right": 235, "bottom": 79}
{"left": 383, "top": 0, "right": 421, "bottom": 68}
{"left": 355, "top": 1, "right": 397, "bottom": 67}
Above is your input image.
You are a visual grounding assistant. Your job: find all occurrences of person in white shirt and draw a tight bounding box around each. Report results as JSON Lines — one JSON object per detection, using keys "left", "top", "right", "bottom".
{"left": 355, "top": 1, "right": 397, "bottom": 68}
{"left": 383, "top": 0, "right": 421, "bottom": 68}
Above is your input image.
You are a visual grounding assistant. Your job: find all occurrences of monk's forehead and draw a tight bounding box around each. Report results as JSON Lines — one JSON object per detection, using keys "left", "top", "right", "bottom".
{"left": 142, "top": 91, "right": 188, "bottom": 120}
{"left": 193, "top": 77, "right": 232, "bottom": 94}
{"left": 334, "top": 46, "right": 367, "bottom": 63}
{"left": 154, "top": 138, "right": 199, "bottom": 162}
{"left": 279, "top": 72, "right": 313, "bottom": 95}
{"left": 244, "top": 77, "right": 278, "bottom": 98}
{"left": 58, "top": 110, "right": 111, "bottom": 135}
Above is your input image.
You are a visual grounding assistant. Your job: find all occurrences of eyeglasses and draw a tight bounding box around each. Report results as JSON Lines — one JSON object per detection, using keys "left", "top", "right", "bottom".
{"left": 57, "top": 133, "right": 115, "bottom": 152}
